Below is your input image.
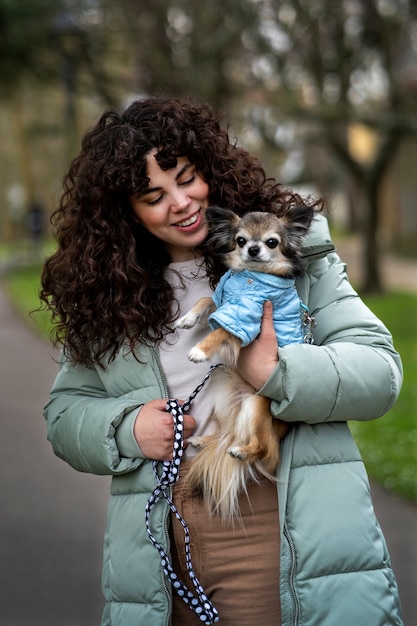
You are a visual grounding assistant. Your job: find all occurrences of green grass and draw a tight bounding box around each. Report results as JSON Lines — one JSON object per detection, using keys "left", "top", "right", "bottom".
{"left": 2, "top": 264, "right": 52, "bottom": 338}
{"left": 3, "top": 264, "right": 417, "bottom": 502}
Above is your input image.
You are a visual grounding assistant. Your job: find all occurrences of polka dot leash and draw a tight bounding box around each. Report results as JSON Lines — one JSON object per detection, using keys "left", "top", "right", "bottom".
{"left": 145, "top": 364, "right": 221, "bottom": 624}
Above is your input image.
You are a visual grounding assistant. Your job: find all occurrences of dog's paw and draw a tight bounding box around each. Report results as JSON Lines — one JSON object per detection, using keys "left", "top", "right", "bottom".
{"left": 188, "top": 346, "right": 208, "bottom": 362}
{"left": 188, "top": 436, "right": 205, "bottom": 450}
{"left": 175, "top": 312, "right": 198, "bottom": 329}
{"left": 227, "top": 446, "right": 247, "bottom": 461}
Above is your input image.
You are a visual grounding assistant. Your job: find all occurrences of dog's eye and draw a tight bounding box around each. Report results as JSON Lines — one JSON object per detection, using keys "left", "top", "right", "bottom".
{"left": 236, "top": 237, "right": 247, "bottom": 248}
{"left": 266, "top": 238, "right": 279, "bottom": 249}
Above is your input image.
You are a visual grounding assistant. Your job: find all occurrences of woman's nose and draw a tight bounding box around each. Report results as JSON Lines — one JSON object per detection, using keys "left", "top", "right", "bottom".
{"left": 169, "top": 189, "right": 190, "bottom": 212}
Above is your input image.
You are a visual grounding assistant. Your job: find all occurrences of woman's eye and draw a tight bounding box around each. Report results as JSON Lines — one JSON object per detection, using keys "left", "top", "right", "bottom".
{"left": 266, "top": 238, "right": 279, "bottom": 249}
{"left": 179, "top": 172, "right": 196, "bottom": 186}
{"left": 147, "top": 194, "right": 164, "bottom": 206}
{"left": 236, "top": 237, "right": 247, "bottom": 248}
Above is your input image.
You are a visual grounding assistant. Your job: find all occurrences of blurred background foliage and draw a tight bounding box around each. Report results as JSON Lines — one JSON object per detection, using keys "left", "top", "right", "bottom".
{"left": 1, "top": 0, "right": 417, "bottom": 292}
{"left": 0, "top": 0, "right": 416, "bottom": 500}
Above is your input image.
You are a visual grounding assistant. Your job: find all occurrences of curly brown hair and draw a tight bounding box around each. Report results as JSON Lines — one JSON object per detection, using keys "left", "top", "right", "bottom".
{"left": 40, "top": 96, "right": 321, "bottom": 366}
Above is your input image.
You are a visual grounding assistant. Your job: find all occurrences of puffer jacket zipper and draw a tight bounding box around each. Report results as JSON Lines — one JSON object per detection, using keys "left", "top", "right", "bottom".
{"left": 162, "top": 515, "right": 172, "bottom": 626}
{"left": 152, "top": 344, "right": 173, "bottom": 626}
{"left": 144, "top": 338, "right": 173, "bottom": 626}
{"left": 277, "top": 426, "right": 300, "bottom": 626}
{"left": 283, "top": 523, "right": 300, "bottom": 626}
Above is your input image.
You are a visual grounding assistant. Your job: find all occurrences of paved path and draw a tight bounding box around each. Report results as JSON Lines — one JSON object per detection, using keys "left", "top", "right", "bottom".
{"left": 0, "top": 242, "right": 416, "bottom": 625}
{"left": 0, "top": 285, "right": 110, "bottom": 625}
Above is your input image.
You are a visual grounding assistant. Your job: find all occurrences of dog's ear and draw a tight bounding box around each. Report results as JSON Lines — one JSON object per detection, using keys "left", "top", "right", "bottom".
{"left": 206, "top": 206, "right": 240, "bottom": 252}
{"left": 279, "top": 204, "right": 315, "bottom": 263}
{"left": 281, "top": 204, "right": 315, "bottom": 236}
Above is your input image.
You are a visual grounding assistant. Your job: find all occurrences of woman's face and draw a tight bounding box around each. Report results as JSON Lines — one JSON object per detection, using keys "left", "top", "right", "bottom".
{"left": 129, "top": 151, "right": 210, "bottom": 262}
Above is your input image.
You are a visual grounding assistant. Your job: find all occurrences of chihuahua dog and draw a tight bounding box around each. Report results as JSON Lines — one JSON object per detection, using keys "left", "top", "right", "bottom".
{"left": 175, "top": 204, "right": 314, "bottom": 520}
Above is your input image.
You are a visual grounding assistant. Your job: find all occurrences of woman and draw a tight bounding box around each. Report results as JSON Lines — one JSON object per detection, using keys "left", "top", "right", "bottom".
{"left": 41, "top": 96, "right": 404, "bottom": 626}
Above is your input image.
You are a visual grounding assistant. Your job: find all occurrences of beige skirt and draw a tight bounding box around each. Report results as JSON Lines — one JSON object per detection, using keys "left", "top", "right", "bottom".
{"left": 170, "top": 461, "right": 282, "bottom": 625}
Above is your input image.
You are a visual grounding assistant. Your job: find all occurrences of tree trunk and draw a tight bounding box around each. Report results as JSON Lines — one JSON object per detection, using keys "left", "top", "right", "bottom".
{"left": 360, "top": 129, "right": 404, "bottom": 293}
{"left": 361, "top": 177, "right": 383, "bottom": 293}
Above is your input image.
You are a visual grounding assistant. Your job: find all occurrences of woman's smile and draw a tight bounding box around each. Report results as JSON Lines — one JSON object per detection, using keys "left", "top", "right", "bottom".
{"left": 173, "top": 209, "right": 203, "bottom": 229}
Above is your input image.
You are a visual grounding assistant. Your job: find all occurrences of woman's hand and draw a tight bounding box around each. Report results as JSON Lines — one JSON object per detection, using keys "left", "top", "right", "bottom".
{"left": 236, "top": 300, "right": 279, "bottom": 390}
{"left": 133, "top": 399, "right": 196, "bottom": 461}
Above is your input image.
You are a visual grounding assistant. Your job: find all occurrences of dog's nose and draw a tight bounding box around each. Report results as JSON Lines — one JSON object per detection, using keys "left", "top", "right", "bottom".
{"left": 248, "top": 245, "right": 260, "bottom": 258}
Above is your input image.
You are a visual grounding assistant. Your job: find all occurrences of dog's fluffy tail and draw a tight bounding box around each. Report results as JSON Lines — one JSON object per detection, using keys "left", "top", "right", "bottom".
{"left": 185, "top": 436, "right": 275, "bottom": 522}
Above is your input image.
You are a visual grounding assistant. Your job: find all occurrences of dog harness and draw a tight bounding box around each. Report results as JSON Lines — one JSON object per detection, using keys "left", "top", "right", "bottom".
{"left": 145, "top": 365, "right": 220, "bottom": 624}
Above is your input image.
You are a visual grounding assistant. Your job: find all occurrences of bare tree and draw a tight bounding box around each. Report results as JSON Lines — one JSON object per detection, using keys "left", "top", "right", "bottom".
{"left": 0, "top": 0, "right": 118, "bottom": 240}
{"left": 110, "top": 0, "right": 260, "bottom": 109}
{"left": 0, "top": 0, "right": 116, "bottom": 103}
{"left": 244, "top": 0, "right": 417, "bottom": 292}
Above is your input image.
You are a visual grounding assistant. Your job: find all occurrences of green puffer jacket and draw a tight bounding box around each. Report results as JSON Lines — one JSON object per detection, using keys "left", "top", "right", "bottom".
{"left": 44, "top": 216, "right": 404, "bottom": 626}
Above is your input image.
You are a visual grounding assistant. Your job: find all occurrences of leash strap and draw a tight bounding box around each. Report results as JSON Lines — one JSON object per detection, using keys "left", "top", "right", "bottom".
{"left": 145, "top": 365, "right": 220, "bottom": 624}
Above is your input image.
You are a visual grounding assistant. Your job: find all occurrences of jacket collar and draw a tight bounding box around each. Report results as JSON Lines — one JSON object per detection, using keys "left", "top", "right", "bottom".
{"left": 301, "top": 214, "right": 335, "bottom": 260}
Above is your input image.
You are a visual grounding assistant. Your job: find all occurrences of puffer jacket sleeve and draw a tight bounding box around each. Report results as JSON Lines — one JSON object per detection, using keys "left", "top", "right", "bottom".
{"left": 260, "top": 222, "right": 403, "bottom": 424}
{"left": 43, "top": 358, "right": 154, "bottom": 476}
